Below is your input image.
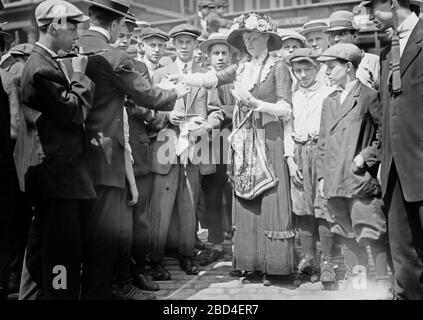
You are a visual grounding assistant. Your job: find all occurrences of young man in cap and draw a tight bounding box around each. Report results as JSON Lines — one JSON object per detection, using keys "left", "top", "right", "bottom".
{"left": 149, "top": 24, "right": 223, "bottom": 278}
{"left": 325, "top": 10, "right": 380, "bottom": 90}
{"left": 19, "top": 0, "right": 95, "bottom": 300}
{"left": 316, "top": 43, "right": 390, "bottom": 293}
{"left": 78, "top": 0, "right": 188, "bottom": 299}
{"left": 280, "top": 31, "right": 307, "bottom": 57}
{"left": 285, "top": 48, "right": 336, "bottom": 288}
{"left": 196, "top": 32, "right": 234, "bottom": 266}
{"left": 301, "top": 20, "right": 331, "bottom": 86}
{"left": 139, "top": 27, "right": 169, "bottom": 78}
{"left": 363, "top": 0, "right": 423, "bottom": 300}
{"left": 0, "top": 22, "right": 18, "bottom": 300}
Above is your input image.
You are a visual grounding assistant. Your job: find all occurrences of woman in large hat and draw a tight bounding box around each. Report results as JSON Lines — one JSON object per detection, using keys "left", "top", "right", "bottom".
{"left": 176, "top": 12, "right": 296, "bottom": 284}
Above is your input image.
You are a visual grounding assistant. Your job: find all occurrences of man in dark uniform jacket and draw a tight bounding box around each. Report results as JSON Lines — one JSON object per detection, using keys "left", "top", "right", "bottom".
{"left": 20, "top": 0, "right": 95, "bottom": 299}
{"left": 0, "top": 24, "right": 17, "bottom": 300}
{"left": 78, "top": 0, "right": 187, "bottom": 299}
{"left": 364, "top": 0, "right": 423, "bottom": 299}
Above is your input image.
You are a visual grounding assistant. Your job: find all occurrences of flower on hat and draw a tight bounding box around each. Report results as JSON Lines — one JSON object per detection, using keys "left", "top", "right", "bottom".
{"left": 245, "top": 14, "right": 259, "bottom": 29}
{"left": 257, "top": 19, "right": 268, "bottom": 32}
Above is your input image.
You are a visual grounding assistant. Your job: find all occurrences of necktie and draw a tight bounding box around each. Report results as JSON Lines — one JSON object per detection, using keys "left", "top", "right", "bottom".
{"left": 390, "top": 28, "right": 402, "bottom": 96}
{"left": 56, "top": 58, "right": 71, "bottom": 83}
{"left": 182, "top": 63, "right": 188, "bottom": 108}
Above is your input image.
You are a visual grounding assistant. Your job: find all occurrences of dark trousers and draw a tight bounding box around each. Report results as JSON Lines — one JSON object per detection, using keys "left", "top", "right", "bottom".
{"left": 35, "top": 198, "right": 91, "bottom": 300}
{"left": 0, "top": 172, "right": 15, "bottom": 299}
{"left": 385, "top": 164, "right": 423, "bottom": 300}
{"left": 81, "top": 186, "right": 126, "bottom": 300}
{"left": 132, "top": 174, "right": 152, "bottom": 274}
{"left": 202, "top": 164, "right": 228, "bottom": 244}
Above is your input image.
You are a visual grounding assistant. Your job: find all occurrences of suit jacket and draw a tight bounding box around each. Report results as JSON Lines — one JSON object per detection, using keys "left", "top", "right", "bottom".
{"left": 380, "top": 19, "right": 423, "bottom": 202}
{"left": 20, "top": 44, "right": 96, "bottom": 199}
{"left": 150, "top": 61, "right": 223, "bottom": 175}
{"left": 0, "top": 70, "right": 14, "bottom": 174}
{"left": 78, "top": 30, "right": 178, "bottom": 188}
{"left": 316, "top": 81, "right": 381, "bottom": 199}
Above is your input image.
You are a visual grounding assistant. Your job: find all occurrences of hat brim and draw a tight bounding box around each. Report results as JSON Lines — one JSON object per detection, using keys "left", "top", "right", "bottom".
{"left": 289, "top": 56, "right": 318, "bottom": 65}
{"left": 316, "top": 55, "right": 338, "bottom": 62}
{"left": 85, "top": 1, "right": 132, "bottom": 19}
{"left": 0, "top": 31, "right": 14, "bottom": 42}
{"left": 170, "top": 31, "right": 200, "bottom": 39}
{"left": 228, "top": 29, "right": 283, "bottom": 52}
{"left": 36, "top": 14, "right": 90, "bottom": 27}
{"left": 199, "top": 38, "right": 235, "bottom": 54}
{"left": 325, "top": 26, "right": 359, "bottom": 33}
{"left": 300, "top": 26, "right": 328, "bottom": 36}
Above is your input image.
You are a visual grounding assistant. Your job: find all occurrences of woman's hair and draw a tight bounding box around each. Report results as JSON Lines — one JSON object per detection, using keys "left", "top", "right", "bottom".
{"left": 88, "top": 5, "right": 124, "bottom": 29}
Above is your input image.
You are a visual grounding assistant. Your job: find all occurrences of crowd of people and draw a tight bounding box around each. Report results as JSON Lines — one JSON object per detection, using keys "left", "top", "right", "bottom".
{"left": 0, "top": 0, "right": 423, "bottom": 300}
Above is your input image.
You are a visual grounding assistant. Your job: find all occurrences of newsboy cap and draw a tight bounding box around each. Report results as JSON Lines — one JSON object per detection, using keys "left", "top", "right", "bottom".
{"left": 326, "top": 10, "right": 360, "bottom": 33}
{"left": 35, "top": 0, "right": 89, "bottom": 27}
{"left": 317, "top": 43, "right": 363, "bottom": 66}
{"left": 169, "top": 24, "right": 201, "bottom": 39}
{"left": 287, "top": 48, "right": 320, "bottom": 65}
{"left": 140, "top": 27, "right": 170, "bottom": 42}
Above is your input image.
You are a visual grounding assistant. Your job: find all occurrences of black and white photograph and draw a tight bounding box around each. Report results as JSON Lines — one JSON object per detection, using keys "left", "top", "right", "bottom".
{"left": 0, "top": 0, "right": 422, "bottom": 306}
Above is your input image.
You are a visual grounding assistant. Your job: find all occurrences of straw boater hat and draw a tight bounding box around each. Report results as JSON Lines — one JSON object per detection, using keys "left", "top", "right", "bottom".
{"left": 300, "top": 20, "right": 328, "bottom": 36}
{"left": 84, "top": 0, "right": 132, "bottom": 18}
{"left": 199, "top": 32, "right": 236, "bottom": 54}
{"left": 227, "top": 12, "right": 282, "bottom": 52}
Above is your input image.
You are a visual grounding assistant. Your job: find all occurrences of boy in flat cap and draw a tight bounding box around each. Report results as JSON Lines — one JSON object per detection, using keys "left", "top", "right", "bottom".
{"left": 316, "top": 43, "right": 390, "bottom": 293}
{"left": 286, "top": 48, "right": 336, "bottom": 288}
{"left": 325, "top": 10, "right": 380, "bottom": 90}
{"left": 20, "top": 0, "right": 94, "bottom": 300}
{"left": 363, "top": 0, "right": 423, "bottom": 300}
{"left": 149, "top": 24, "right": 223, "bottom": 278}
{"left": 77, "top": 0, "right": 188, "bottom": 300}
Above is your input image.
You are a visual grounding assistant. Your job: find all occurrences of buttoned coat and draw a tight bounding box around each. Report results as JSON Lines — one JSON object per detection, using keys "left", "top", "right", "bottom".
{"left": 316, "top": 81, "right": 381, "bottom": 199}
{"left": 150, "top": 61, "right": 223, "bottom": 175}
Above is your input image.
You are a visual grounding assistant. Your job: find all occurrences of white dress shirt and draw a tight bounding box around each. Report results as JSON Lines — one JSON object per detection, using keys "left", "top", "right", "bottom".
{"left": 292, "top": 80, "right": 334, "bottom": 142}
{"left": 175, "top": 58, "right": 194, "bottom": 74}
{"left": 338, "top": 79, "right": 358, "bottom": 105}
{"left": 398, "top": 12, "right": 420, "bottom": 57}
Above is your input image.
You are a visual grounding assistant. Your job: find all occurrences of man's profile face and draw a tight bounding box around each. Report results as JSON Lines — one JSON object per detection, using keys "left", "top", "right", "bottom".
{"left": 368, "top": 1, "right": 394, "bottom": 31}
{"left": 55, "top": 21, "right": 79, "bottom": 53}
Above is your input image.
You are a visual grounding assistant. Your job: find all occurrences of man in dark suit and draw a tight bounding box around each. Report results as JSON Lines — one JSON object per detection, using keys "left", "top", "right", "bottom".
{"left": 364, "top": 0, "right": 423, "bottom": 299}
{"left": 149, "top": 23, "right": 223, "bottom": 278}
{"left": 0, "top": 23, "right": 17, "bottom": 300}
{"left": 78, "top": 0, "right": 187, "bottom": 300}
{"left": 20, "top": 0, "right": 95, "bottom": 299}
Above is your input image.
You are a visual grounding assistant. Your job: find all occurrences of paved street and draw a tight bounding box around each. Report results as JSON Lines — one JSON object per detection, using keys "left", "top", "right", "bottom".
{"left": 150, "top": 230, "right": 391, "bottom": 300}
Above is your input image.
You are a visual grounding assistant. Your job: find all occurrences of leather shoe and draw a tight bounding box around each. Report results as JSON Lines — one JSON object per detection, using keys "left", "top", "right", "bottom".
{"left": 200, "top": 249, "right": 224, "bottom": 266}
{"left": 179, "top": 256, "right": 199, "bottom": 275}
{"left": 112, "top": 283, "right": 156, "bottom": 300}
{"left": 133, "top": 273, "right": 160, "bottom": 291}
{"left": 150, "top": 263, "right": 171, "bottom": 281}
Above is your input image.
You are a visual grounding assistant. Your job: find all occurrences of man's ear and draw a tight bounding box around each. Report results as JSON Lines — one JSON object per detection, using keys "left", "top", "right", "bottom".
{"left": 346, "top": 61, "right": 354, "bottom": 72}
{"left": 352, "top": 32, "right": 358, "bottom": 43}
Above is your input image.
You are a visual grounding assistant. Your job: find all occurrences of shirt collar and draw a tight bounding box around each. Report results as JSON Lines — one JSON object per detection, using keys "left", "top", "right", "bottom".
{"left": 89, "top": 26, "right": 111, "bottom": 42}
{"left": 35, "top": 42, "right": 58, "bottom": 58}
{"left": 398, "top": 12, "right": 419, "bottom": 35}
{"left": 144, "top": 57, "right": 159, "bottom": 71}
{"left": 298, "top": 80, "right": 322, "bottom": 94}
{"left": 337, "top": 79, "right": 358, "bottom": 93}
{"left": 175, "top": 58, "right": 194, "bottom": 73}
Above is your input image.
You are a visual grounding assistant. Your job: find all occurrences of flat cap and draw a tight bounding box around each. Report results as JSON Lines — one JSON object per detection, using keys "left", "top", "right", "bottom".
{"left": 35, "top": 0, "right": 89, "bottom": 27}
{"left": 169, "top": 23, "right": 201, "bottom": 39}
{"left": 287, "top": 48, "right": 320, "bottom": 65}
{"left": 326, "top": 10, "right": 360, "bottom": 33}
{"left": 300, "top": 20, "right": 328, "bottom": 36}
{"left": 317, "top": 43, "right": 363, "bottom": 66}
{"left": 9, "top": 43, "right": 34, "bottom": 56}
{"left": 140, "top": 27, "right": 170, "bottom": 42}
{"left": 279, "top": 29, "right": 306, "bottom": 47}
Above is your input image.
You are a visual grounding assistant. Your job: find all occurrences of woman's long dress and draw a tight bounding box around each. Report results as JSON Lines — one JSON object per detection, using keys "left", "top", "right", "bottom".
{"left": 218, "top": 54, "right": 297, "bottom": 275}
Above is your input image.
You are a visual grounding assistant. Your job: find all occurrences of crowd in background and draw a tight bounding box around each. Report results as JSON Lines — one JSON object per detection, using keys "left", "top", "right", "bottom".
{"left": 0, "top": 0, "right": 423, "bottom": 300}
